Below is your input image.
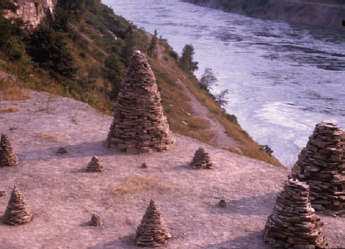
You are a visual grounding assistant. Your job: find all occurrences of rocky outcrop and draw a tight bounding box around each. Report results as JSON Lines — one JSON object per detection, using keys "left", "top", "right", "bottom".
{"left": 292, "top": 121, "right": 345, "bottom": 211}
{"left": 264, "top": 179, "right": 328, "bottom": 248}
{"left": 5, "top": 0, "right": 54, "bottom": 28}
{"left": 135, "top": 200, "right": 172, "bottom": 247}
{"left": 106, "top": 51, "right": 176, "bottom": 153}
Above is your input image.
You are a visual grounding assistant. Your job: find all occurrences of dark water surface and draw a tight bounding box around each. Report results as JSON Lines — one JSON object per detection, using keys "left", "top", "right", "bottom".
{"left": 104, "top": 0, "right": 345, "bottom": 166}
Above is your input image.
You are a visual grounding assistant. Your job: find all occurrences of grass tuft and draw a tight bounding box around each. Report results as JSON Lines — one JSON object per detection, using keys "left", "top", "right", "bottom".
{"left": 35, "top": 132, "right": 64, "bottom": 142}
{"left": 109, "top": 176, "right": 177, "bottom": 196}
{"left": 0, "top": 106, "right": 20, "bottom": 113}
{"left": 0, "top": 88, "right": 30, "bottom": 101}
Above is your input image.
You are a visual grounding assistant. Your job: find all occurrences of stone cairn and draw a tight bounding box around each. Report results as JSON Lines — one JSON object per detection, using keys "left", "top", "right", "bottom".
{"left": 141, "top": 162, "right": 149, "bottom": 169}
{"left": 292, "top": 121, "right": 345, "bottom": 211}
{"left": 264, "top": 179, "right": 328, "bottom": 248}
{"left": 0, "top": 134, "right": 19, "bottom": 167}
{"left": 2, "top": 186, "right": 33, "bottom": 226}
{"left": 90, "top": 213, "right": 103, "bottom": 226}
{"left": 106, "top": 51, "right": 176, "bottom": 153}
{"left": 135, "top": 200, "right": 171, "bottom": 247}
{"left": 190, "top": 147, "right": 214, "bottom": 169}
{"left": 86, "top": 156, "right": 105, "bottom": 172}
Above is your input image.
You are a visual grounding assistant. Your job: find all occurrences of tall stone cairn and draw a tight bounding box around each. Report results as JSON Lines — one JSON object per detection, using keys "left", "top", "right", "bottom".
{"left": 2, "top": 186, "right": 33, "bottom": 226}
{"left": 264, "top": 179, "right": 328, "bottom": 248}
{"left": 106, "top": 51, "right": 176, "bottom": 153}
{"left": 135, "top": 200, "right": 172, "bottom": 247}
{"left": 190, "top": 147, "right": 214, "bottom": 169}
{"left": 86, "top": 156, "right": 105, "bottom": 172}
{"left": 0, "top": 134, "right": 19, "bottom": 167}
{"left": 292, "top": 121, "right": 345, "bottom": 211}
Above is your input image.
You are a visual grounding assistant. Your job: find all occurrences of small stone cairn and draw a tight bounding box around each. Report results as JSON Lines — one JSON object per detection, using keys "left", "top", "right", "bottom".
{"left": 135, "top": 200, "right": 171, "bottom": 247}
{"left": 264, "top": 179, "right": 328, "bottom": 248}
{"left": 190, "top": 147, "right": 214, "bottom": 169}
{"left": 90, "top": 213, "right": 103, "bottom": 226}
{"left": 0, "top": 134, "right": 19, "bottom": 167}
{"left": 2, "top": 186, "right": 33, "bottom": 226}
{"left": 292, "top": 121, "right": 345, "bottom": 211}
{"left": 86, "top": 156, "right": 105, "bottom": 172}
{"left": 106, "top": 51, "right": 176, "bottom": 153}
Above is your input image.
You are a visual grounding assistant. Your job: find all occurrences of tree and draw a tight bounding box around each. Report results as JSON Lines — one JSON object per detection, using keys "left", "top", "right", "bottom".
{"left": 28, "top": 23, "right": 78, "bottom": 80}
{"left": 103, "top": 53, "right": 126, "bottom": 99}
{"left": 215, "top": 89, "right": 229, "bottom": 107}
{"left": 178, "top": 44, "right": 198, "bottom": 73}
{"left": 147, "top": 30, "right": 158, "bottom": 58}
{"left": 199, "top": 67, "right": 217, "bottom": 91}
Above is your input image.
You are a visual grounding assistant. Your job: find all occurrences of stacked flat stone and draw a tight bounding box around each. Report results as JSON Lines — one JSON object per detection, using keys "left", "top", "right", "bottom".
{"left": 86, "top": 156, "right": 105, "bottom": 172}
{"left": 264, "top": 179, "right": 328, "bottom": 248}
{"left": 106, "top": 51, "right": 176, "bottom": 153}
{"left": 135, "top": 200, "right": 171, "bottom": 247}
{"left": 0, "top": 134, "right": 18, "bottom": 167}
{"left": 292, "top": 121, "right": 345, "bottom": 211}
{"left": 2, "top": 186, "right": 33, "bottom": 226}
{"left": 90, "top": 213, "right": 103, "bottom": 226}
{"left": 190, "top": 147, "right": 214, "bottom": 169}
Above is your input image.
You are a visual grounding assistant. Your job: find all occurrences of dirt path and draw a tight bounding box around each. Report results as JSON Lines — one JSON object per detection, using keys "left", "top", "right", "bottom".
{"left": 156, "top": 43, "right": 238, "bottom": 149}
{"left": 176, "top": 78, "right": 238, "bottom": 149}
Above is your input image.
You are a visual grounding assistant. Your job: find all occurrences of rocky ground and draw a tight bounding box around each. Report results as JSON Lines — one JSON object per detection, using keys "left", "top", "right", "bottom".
{"left": 0, "top": 90, "right": 344, "bottom": 248}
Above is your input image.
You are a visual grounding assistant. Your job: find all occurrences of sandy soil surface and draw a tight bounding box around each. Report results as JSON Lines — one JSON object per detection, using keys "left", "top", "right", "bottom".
{"left": 0, "top": 90, "right": 344, "bottom": 249}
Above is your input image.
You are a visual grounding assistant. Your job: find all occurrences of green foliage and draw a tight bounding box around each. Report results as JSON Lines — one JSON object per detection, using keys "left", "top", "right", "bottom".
{"left": 28, "top": 23, "right": 78, "bottom": 80}
{"left": 57, "top": 0, "right": 86, "bottom": 19}
{"left": 225, "top": 113, "right": 238, "bottom": 124}
{"left": 169, "top": 50, "right": 178, "bottom": 60}
{"left": 121, "top": 28, "right": 137, "bottom": 66}
{"left": 103, "top": 53, "right": 126, "bottom": 99}
{"left": 199, "top": 67, "right": 217, "bottom": 91}
{"left": 215, "top": 89, "right": 229, "bottom": 107}
{"left": 178, "top": 44, "right": 198, "bottom": 73}
{"left": 4, "top": 36, "right": 31, "bottom": 63}
{"left": 147, "top": 30, "right": 158, "bottom": 58}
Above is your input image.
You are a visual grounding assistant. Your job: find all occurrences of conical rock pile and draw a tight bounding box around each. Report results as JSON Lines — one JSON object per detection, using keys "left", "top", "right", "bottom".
{"left": 190, "top": 147, "right": 214, "bottom": 169}
{"left": 106, "top": 51, "right": 176, "bottom": 153}
{"left": 86, "top": 156, "right": 105, "bottom": 172}
{"left": 135, "top": 200, "right": 171, "bottom": 247}
{"left": 292, "top": 121, "right": 345, "bottom": 211}
{"left": 264, "top": 179, "right": 328, "bottom": 248}
{"left": 90, "top": 213, "right": 103, "bottom": 226}
{"left": 2, "top": 186, "right": 33, "bottom": 225}
{"left": 0, "top": 134, "right": 18, "bottom": 167}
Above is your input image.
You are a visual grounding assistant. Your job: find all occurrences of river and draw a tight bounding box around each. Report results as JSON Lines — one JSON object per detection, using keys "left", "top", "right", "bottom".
{"left": 103, "top": 0, "right": 345, "bottom": 167}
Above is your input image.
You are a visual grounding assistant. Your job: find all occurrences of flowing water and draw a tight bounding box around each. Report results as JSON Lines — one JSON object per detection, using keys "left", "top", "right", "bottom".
{"left": 103, "top": 0, "right": 345, "bottom": 167}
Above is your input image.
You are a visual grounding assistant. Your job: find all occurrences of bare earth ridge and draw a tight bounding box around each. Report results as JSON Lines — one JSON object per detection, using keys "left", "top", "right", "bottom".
{"left": 0, "top": 90, "right": 344, "bottom": 248}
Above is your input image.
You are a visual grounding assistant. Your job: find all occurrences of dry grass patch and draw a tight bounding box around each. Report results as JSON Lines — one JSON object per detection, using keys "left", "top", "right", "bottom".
{"left": 35, "top": 132, "right": 65, "bottom": 142}
{"left": 0, "top": 106, "right": 20, "bottom": 113}
{"left": 109, "top": 176, "right": 178, "bottom": 196}
{"left": 0, "top": 88, "right": 30, "bottom": 101}
{"left": 186, "top": 116, "right": 210, "bottom": 130}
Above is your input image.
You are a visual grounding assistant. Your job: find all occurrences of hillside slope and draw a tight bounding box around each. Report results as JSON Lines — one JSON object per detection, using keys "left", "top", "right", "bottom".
{"left": 0, "top": 91, "right": 344, "bottom": 248}
{"left": 0, "top": 0, "right": 284, "bottom": 167}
